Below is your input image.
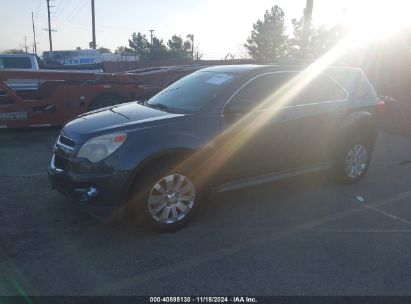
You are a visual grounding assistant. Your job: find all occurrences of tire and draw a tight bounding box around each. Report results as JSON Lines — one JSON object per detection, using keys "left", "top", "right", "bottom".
{"left": 336, "top": 137, "right": 375, "bottom": 183}
{"left": 128, "top": 160, "right": 201, "bottom": 232}
{"left": 88, "top": 94, "right": 127, "bottom": 111}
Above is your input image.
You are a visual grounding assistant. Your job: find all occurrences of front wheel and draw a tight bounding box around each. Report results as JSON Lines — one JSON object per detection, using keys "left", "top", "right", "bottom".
{"left": 129, "top": 162, "right": 200, "bottom": 231}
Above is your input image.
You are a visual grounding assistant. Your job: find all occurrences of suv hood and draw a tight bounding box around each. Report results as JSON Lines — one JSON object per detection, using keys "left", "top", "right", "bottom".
{"left": 63, "top": 102, "right": 185, "bottom": 140}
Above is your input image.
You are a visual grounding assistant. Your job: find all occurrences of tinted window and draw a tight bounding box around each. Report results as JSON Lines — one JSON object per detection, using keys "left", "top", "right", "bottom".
{"left": 0, "top": 57, "right": 32, "bottom": 69}
{"left": 148, "top": 71, "right": 238, "bottom": 113}
{"left": 291, "top": 75, "right": 347, "bottom": 106}
{"left": 354, "top": 76, "right": 377, "bottom": 100}
{"left": 231, "top": 73, "right": 293, "bottom": 107}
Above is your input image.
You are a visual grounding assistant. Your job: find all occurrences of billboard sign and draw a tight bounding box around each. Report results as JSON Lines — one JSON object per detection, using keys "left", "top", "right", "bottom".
{"left": 43, "top": 50, "right": 102, "bottom": 66}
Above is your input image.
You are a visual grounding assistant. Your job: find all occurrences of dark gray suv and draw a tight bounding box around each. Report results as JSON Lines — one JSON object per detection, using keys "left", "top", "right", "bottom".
{"left": 48, "top": 64, "right": 382, "bottom": 231}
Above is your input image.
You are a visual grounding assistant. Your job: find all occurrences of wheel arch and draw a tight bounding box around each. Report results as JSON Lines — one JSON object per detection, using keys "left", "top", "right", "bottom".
{"left": 125, "top": 148, "right": 197, "bottom": 198}
{"left": 339, "top": 110, "right": 378, "bottom": 142}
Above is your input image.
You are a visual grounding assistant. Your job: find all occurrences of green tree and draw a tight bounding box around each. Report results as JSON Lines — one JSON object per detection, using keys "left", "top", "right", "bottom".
{"left": 128, "top": 32, "right": 150, "bottom": 58}
{"left": 98, "top": 46, "right": 111, "bottom": 53}
{"left": 149, "top": 37, "right": 168, "bottom": 60}
{"left": 2, "top": 49, "right": 25, "bottom": 54}
{"left": 167, "top": 35, "right": 192, "bottom": 60}
{"left": 244, "top": 5, "right": 288, "bottom": 61}
{"left": 288, "top": 17, "right": 348, "bottom": 60}
{"left": 114, "top": 46, "right": 134, "bottom": 54}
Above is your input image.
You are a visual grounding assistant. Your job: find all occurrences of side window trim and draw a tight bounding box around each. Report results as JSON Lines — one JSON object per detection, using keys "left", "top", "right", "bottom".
{"left": 221, "top": 71, "right": 350, "bottom": 115}
{"left": 259, "top": 74, "right": 350, "bottom": 112}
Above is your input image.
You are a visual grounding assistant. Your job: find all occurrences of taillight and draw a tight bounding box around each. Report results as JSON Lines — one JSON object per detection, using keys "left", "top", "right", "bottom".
{"left": 377, "top": 100, "right": 385, "bottom": 115}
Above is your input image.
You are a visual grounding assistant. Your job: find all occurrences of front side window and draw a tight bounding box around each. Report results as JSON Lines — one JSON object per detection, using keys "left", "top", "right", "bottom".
{"left": 147, "top": 71, "right": 238, "bottom": 114}
{"left": 230, "top": 73, "right": 294, "bottom": 109}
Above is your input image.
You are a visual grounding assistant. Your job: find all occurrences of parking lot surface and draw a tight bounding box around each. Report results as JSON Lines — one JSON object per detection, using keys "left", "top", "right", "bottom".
{"left": 0, "top": 129, "right": 411, "bottom": 296}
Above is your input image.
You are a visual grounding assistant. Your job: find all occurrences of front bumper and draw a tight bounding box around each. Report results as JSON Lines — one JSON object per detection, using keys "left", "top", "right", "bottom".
{"left": 48, "top": 154, "right": 132, "bottom": 220}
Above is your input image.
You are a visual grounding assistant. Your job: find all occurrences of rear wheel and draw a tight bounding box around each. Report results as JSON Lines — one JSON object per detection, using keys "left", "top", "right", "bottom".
{"left": 336, "top": 139, "right": 374, "bottom": 183}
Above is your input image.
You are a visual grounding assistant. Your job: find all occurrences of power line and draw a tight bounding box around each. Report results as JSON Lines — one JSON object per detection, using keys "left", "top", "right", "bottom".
{"left": 56, "top": 0, "right": 88, "bottom": 31}
{"left": 67, "top": 0, "right": 89, "bottom": 23}
{"left": 54, "top": 0, "right": 70, "bottom": 21}
{"left": 34, "top": 0, "right": 42, "bottom": 22}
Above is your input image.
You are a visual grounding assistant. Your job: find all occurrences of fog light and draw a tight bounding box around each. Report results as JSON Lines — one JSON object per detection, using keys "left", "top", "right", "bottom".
{"left": 75, "top": 187, "right": 99, "bottom": 201}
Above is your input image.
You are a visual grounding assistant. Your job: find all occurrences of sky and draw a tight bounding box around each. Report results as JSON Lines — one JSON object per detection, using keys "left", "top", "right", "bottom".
{"left": 1, "top": 0, "right": 410, "bottom": 59}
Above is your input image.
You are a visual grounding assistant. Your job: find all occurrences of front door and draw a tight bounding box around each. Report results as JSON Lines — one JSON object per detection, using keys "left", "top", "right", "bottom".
{"left": 218, "top": 72, "right": 298, "bottom": 182}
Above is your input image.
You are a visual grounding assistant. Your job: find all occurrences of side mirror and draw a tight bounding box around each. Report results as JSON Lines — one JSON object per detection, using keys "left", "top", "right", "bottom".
{"left": 224, "top": 99, "right": 256, "bottom": 116}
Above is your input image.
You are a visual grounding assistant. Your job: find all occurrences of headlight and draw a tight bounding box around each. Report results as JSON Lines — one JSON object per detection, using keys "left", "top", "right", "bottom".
{"left": 77, "top": 133, "right": 127, "bottom": 163}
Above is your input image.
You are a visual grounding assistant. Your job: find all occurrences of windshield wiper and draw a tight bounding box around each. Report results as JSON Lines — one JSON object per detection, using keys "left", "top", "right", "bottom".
{"left": 143, "top": 101, "right": 176, "bottom": 113}
{"left": 152, "top": 103, "right": 176, "bottom": 113}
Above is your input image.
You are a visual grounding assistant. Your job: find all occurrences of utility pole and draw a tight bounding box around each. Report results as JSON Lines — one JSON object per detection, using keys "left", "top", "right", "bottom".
{"left": 91, "top": 0, "right": 96, "bottom": 49}
{"left": 44, "top": 0, "right": 56, "bottom": 51}
{"left": 186, "top": 34, "right": 194, "bottom": 60}
{"left": 303, "top": 0, "right": 314, "bottom": 32}
{"left": 149, "top": 29, "right": 155, "bottom": 44}
{"left": 191, "top": 34, "right": 194, "bottom": 60}
{"left": 32, "top": 11, "right": 37, "bottom": 55}
{"left": 24, "top": 36, "right": 28, "bottom": 53}
{"left": 302, "top": 0, "right": 314, "bottom": 56}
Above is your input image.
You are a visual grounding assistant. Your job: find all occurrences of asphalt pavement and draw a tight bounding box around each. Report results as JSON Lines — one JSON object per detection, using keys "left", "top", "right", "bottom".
{"left": 0, "top": 129, "right": 411, "bottom": 296}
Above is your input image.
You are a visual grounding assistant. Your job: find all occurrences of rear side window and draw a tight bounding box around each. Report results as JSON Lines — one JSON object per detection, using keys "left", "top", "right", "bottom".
{"left": 353, "top": 75, "right": 378, "bottom": 100}
{"left": 291, "top": 75, "right": 347, "bottom": 106}
{"left": 231, "top": 72, "right": 348, "bottom": 110}
{"left": 0, "top": 57, "right": 32, "bottom": 69}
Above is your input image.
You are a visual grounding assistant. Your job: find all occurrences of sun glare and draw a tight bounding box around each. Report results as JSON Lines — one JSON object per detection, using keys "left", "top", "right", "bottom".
{"left": 344, "top": 2, "right": 411, "bottom": 43}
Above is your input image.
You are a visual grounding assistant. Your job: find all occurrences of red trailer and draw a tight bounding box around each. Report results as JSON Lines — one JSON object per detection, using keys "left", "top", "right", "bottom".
{"left": 0, "top": 65, "right": 206, "bottom": 128}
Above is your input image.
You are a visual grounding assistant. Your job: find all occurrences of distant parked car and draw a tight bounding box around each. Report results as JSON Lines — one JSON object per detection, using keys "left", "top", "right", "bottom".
{"left": 48, "top": 64, "right": 383, "bottom": 231}
{"left": 0, "top": 54, "right": 39, "bottom": 70}
{"left": 0, "top": 54, "right": 41, "bottom": 91}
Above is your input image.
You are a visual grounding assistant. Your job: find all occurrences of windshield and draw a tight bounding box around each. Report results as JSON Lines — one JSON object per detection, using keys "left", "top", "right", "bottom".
{"left": 147, "top": 71, "right": 238, "bottom": 114}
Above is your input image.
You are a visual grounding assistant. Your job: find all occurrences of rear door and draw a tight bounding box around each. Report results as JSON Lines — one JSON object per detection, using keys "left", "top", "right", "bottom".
{"left": 281, "top": 74, "right": 349, "bottom": 168}
{"left": 219, "top": 72, "right": 297, "bottom": 181}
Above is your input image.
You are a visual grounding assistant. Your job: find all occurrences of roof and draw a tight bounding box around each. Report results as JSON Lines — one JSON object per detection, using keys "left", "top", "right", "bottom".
{"left": 199, "top": 64, "right": 362, "bottom": 75}
{"left": 200, "top": 64, "right": 263, "bottom": 74}
{"left": 0, "top": 54, "right": 37, "bottom": 57}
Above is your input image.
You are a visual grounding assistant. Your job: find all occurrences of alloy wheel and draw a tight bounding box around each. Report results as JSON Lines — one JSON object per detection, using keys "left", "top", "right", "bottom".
{"left": 147, "top": 174, "right": 196, "bottom": 224}
{"left": 344, "top": 144, "right": 368, "bottom": 179}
